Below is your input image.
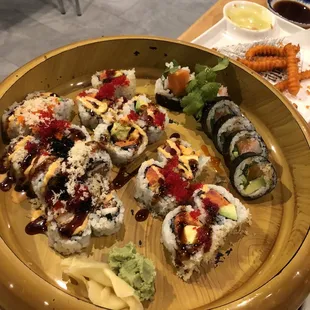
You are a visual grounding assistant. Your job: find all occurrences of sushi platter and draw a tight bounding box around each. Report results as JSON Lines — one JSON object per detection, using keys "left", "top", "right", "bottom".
{"left": 0, "top": 36, "right": 309, "bottom": 310}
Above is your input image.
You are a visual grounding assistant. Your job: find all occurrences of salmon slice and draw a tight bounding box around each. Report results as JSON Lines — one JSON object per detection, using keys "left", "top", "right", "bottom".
{"left": 204, "top": 189, "right": 229, "bottom": 207}
{"left": 167, "top": 69, "right": 190, "bottom": 97}
{"left": 247, "top": 164, "right": 263, "bottom": 181}
{"left": 237, "top": 138, "right": 261, "bottom": 155}
{"left": 114, "top": 139, "right": 138, "bottom": 147}
{"left": 146, "top": 166, "right": 162, "bottom": 186}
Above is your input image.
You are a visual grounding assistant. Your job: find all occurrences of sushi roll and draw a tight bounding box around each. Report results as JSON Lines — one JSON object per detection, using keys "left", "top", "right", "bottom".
{"left": 161, "top": 205, "right": 209, "bottom": 281}
{"left": 230, "top": 154, "right": 277, "bottom": 199}
{"left": 135, "top": 159, "right": 177, "bottom": 217}
{"left": 76, "top": 88, "right": 126, "bottom": 129}
{"left": 2, "top": 95, "right": 74, "bottom": 141}
{"left": 155, "top": 62, "right": 193, "bottom": 111}
{"left": 86, "top": 173, "right": 124, "bottom": 236}
{"left": 63, "top": 140, "right": 112, "bottom": 188}
{"left": 223, "top": 130, "right": 268, "bottom": 166}
{"left": 91, "top": 69, "right": 136, "bottom": 99}
{"left": 89, "top": 190, "right": 124, "bottom": 237}
{"left": 122, "top": 94, "right": 169, "bottom": 144}
{"left": 157, "top": 136, "right": 210, "bottom": 180}
{"left": 191, "top": 184, "right": 250, "bottom": 263}
{"left": 25, "top": 91, "right": 60, "bottom": 100}
{"left": 212, "top": 115, "right": 255, "bottom": 153}
{"left": 94, "top": 121, "right": 148, "bottom": 166}
{"left": 201, "top": 98, "right": 241, "bottom": 138}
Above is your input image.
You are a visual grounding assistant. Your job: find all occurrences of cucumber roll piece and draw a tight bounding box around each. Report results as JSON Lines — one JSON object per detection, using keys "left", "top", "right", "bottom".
{"left": 230, "top": 154, "right": 277, "bottom": 199}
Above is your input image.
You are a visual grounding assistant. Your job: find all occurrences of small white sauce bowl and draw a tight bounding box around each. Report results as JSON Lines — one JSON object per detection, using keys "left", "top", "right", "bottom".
{"left": 223, "top": 1, "right": 277, "bottom": 40}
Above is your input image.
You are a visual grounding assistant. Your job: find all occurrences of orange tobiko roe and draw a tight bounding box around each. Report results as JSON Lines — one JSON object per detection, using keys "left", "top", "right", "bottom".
{"left": 167, "top": 68, "right": 190, "bottom": 97}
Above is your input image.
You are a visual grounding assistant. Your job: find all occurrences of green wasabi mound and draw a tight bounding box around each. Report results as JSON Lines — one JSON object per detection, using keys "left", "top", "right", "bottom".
{"left": 108, "top": 242, "right": 156, "bottom": 301}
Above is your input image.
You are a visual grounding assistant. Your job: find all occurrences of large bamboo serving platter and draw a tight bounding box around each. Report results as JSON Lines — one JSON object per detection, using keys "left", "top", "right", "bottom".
{"left": 0, "top": 36, "right": 309, "bottom": 310}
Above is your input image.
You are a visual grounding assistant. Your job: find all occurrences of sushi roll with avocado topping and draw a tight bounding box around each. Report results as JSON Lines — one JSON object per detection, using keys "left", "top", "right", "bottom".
{"left": 121, "top": 94, "right": 169, "bottom": 144}
{"left": 201, "top": 98, "right": 241, "bottom": 138}
{"left": 212, "top": 115, "right": 255, "bottom": 153}
{"left": 91, "top": 68, "right": 136, "bottom": 99}
{"left": 2, "top": 94, "right": 74, "bottom": 141}
{"left": 155, "top": 61, "right": 193, "bottom": 111}
{"left": 161, "top": 205, "right": 209, "bottom": 281}
{"left": 157, "top": 136, "right": 210, "bottom": 181}
{"left": 223, "top": 130, "right": 268, "bottom": 166}
{"left": 76, "top": 88, "right": 126, "bottom": 129}
{"left": 94, "top": 121, "right": 148, "bottom": 166}
{"left": 191, "top": 184, "right": 251, "bottom": 264}
{"left": 230, "top": 154, "right": 277, "bottom": 199}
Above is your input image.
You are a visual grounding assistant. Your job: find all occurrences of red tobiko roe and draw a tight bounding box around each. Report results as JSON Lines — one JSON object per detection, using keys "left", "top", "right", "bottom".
{"left": 25, "top": 141, "right": 38, "bottom": 153}
{"left": 202, "top": 197, "right": 219, "bottom": 218}
{"left": 197, "top": 226, "right": 212, "bottom": 252}
{"left": 162, "top": 157, "right": 203, "bottom": 203}
{"left": 95, "top": 75, "right": 129, "bottom": 101}
{"left": 128, "top": 110, "right": 139, "bottom": 121}
{"left": 154, "top": 111, "right": 166, "bottom": 127}
{"left": 78, "top": 91, "right": 87, "bottom": 97}
{"left": 35, "top": 119, "right": 70, "bottom": 140}
{"left": 190, "top": 209, "right": 201, "bottom": 221}
{"left": 96, "top": 83, "right": 116, "bottom": 100}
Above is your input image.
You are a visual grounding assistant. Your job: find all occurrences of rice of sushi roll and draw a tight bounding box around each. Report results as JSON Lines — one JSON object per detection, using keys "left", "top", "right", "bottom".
{"left": 223, "top": 130, "right": 268, "bottom": 166}
{"left": 121, "top": 94, "right": 169, "bottom": 144}
{"left": 191, "top": 184, "right": 250, "bottom": 263}
{"left": 91, "top": 69, "right": 136, "bottom": 99}
{"left": 157, "top": 136, "right": 210, "bottom": 180}
{"left": 76, "top": 88, "right": 126, "bottom": 129}
{"left": 2, "top": 95, "right": 75, "bottom": 140}
{"left": 25, "top": 91, "right": 60, "bottom": 100}
{"left": 93, "top": 121, "right": 148, "bottom": 166}
{"left": 47, "top": 219, "right": 92, "bottom": 256}
{"left": 230, "top": 154, "right": 277, "bottom": 199}
{"left": 155, "top": 62, "right": 193, "bottom": 111}
{"left": 89, "top": 190, "right": 124, "bottom": 237}
{"left": 212, "top": 115, "right": 255, "bottom": 153}
{"left": 161, "top": 205, "right": 208, "bottom": 281}
{"left": 135, "top": 159, "right": 178, "bottom": 217}
{"left": 201, "top": 98, "right": 241, "bottom": 138}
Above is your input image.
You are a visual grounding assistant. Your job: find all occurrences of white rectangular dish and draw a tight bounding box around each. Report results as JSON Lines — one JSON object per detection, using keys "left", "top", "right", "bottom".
{"left": 192, "top": 16, "right": 310, "bottom": 124}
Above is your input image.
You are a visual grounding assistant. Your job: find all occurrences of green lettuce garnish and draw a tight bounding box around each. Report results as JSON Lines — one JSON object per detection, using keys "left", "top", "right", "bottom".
{"left": 181, "top": 57, "right": 229, "bottom": 119}
{"left": 163, "top": 59, "right": 180, "bottom": 77}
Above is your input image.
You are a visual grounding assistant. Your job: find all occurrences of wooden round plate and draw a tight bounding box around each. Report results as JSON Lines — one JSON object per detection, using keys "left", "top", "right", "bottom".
{"left": 0, "top": 36, "right": 309, "bottom": 310}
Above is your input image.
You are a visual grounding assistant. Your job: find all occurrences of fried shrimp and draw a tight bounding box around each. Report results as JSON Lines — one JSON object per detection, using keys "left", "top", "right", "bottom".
{"left": 237, "top": 58, "right": 287, "bottom": 72}
{"left": 284, "top": 43, "right": 301, "bottom": 96}
{"left": 245, "top": 45, "right": 286, "bottom": 59}
{"left": 275, "top": 70, "right": 310, "bottom": 92}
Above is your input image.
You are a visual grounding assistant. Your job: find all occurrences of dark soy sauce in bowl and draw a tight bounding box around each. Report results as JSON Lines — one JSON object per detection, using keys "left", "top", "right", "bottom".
{"left": 273, "top": 1, "right": 310, "bottom": 24}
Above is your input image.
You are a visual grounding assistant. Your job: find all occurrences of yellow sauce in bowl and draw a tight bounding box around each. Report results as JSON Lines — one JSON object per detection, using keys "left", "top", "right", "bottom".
{"left": 226, "top": 3, "right": 273, "bottom": 30}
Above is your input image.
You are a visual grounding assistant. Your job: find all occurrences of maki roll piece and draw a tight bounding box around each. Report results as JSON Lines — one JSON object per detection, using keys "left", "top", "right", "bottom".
{"left": 63, "top": 140, "right": 112, "bottom": 185}
{"left": 87, "top": 174, "right": 124, "bottom": 236}
{"left": 162, "top": 205, "right": 209, "bottom": 281}
{"left": 135, "top": 157, "right": 202, "bottom": 217}
{"left": 94, "top": 121, "right": 148, "bottom": 166}
{"left": 155, "top": 62, "right": 193, "bottom": 111}
{"left": 76, "top": 88, "right": 126, "bottom": 129}
{"left": 122, "top": 94, "right": 169, "bottom": 144}
{"left": 212, "top": 115, "right": 255, "bottom": 154}
{"left": 191, "top": 184, "right": 251, "bottom": 263}
{"left": 135, "top": 159, "right": 178, "bottom": 217}
{"left": 201, "top": 98, "right": 241, "bottom": 138}
{"left": 157, "top": 136, "right": 210, "bottom": 181}
{"left": 45, "top": 183, "right": 93, "bottom": 255}
{"left": 91, "top": 69, "right": 136, "bottom": 99}
{"left": 230, "top": 154, "right": 277, "bottom": 199}
{"left": 25, "top": 91, "right": 60, "bottom": 100}
{"left": 2, "top": 95, "right": 75, "bottom": 141}
{"left": 223, "top": 130, "right": 268, "bottom": 166}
